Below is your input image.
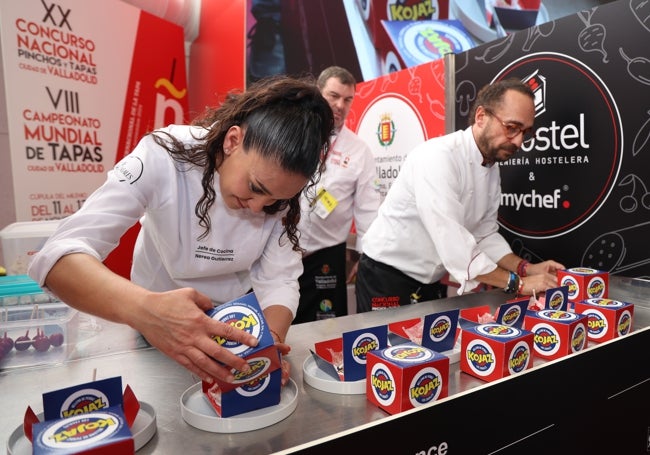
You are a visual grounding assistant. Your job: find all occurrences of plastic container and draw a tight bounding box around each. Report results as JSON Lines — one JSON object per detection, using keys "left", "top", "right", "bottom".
{"left": 0, "top": 275, "right": 59, "bottom": 306}
{"left": 0, "top": 301, "right": 77, "bottom": 370}
{"left": 0, "top": 220, "right": 61, "bottom": 275}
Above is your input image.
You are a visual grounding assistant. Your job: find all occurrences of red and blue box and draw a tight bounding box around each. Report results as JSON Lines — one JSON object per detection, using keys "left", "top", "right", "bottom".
{"left": 524, "top": 309, "right": 589, "bottom": 360}
{"left": 574, "top": 298, "right": 634, "bottom": 343}
{"left": 381, "top": 19, "right": 475, "bottom": 72}
{"left": 366, "top": 342, "right": 449, "bottom": 415}
{"left": 355, "top": 0, "right": 450, "bottom": 52}
{"left": 557, "top": 267, "right": 609, "bottom": 303}
{"left": 460, "top": 323, "right": 534, "bottom": 382}
{"left": 201, "top": 292, "right": 282, "bottom": 417}
{"left": 24, "top": 376, "right": 140, "bottom": 454}
{"left": 388, "top": 309, "right": 460, "bottom": 361}
{"left": 310, "top": 324, "right": 388, "bottom": 382}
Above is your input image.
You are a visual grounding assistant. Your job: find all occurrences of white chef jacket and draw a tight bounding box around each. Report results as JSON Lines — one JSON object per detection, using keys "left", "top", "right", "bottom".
{"left": 297, "top": 125, "right": 380, "bottom": 255}
{"left": 362, "top": 126, "right": 512, "bottom": 295}
{"left": 28, "top": 125, "right": 303, "bottom": 315}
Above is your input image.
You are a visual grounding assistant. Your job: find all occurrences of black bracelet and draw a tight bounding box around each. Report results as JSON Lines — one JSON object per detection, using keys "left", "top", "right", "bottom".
{"left": 504, "top": 271, "right": 520, "bottom": 294}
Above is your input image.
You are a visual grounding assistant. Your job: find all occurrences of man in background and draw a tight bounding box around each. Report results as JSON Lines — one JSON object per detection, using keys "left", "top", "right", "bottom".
{"left": 293, "top": 66, "right": 381, "bottom": 323}
{"left": 355, "top": 78, "right": 564, "bottom": 312}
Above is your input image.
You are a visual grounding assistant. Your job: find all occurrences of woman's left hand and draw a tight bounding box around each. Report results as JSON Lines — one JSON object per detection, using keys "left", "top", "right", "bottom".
{"left": 275, "top": 341, "right": 292, "bottom": 386}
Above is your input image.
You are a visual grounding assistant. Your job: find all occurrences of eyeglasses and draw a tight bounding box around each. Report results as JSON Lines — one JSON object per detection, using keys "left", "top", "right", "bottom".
{"left": 484, "top": 108, "right": 535, "bottom": 143}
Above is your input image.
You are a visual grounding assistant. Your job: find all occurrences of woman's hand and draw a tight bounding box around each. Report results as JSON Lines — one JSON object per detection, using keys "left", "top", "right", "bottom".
{"left": 132, "top": 287, "right": 259, "bottom": 385}
{"left": 527, "top": 260, "right": 565, "bottom": 276}
{"left": 274, "top": 340, "right": 292, "bottom": 386}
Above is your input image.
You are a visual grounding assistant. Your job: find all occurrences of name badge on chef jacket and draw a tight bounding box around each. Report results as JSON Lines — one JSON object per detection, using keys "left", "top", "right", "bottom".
{"left": 311, "top": 187, "right": 338, "bottom": 219}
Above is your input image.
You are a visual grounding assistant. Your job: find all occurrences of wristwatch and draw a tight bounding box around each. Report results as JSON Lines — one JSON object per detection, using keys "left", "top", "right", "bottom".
{"left": 504, "top": 271, "right": 520, "bottom": 294}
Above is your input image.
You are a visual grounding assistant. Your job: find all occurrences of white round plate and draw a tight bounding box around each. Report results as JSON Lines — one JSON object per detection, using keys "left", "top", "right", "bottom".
{"left": 6, "top": 401, "right": 157, "bottom": 454}
{"left": 451, "top": 0, "right": 549, "bottom": 43}
{"left": 180, "top": 379, "right": 298, "bottom": 433}
{"left": 302, "top": 356, "right": 366, "bottom": 395}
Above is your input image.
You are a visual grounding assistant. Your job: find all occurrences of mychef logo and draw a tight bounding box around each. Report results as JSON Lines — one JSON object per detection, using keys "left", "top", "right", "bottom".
{"left": 493, "top": 52, "right": 623, "bottom": 239}
{"left": 351, "top": 332, "right": 380, "bottom": 365}
{"left": 408, "top": 367, "right": 443, "bottom": 407}
{"left": 41, "top": 412, "right": 122, "bottom": 447}
{"left": 428, "top": 315, "right": 452, "bottom": 342}
{"left": 61, "top": 389, "right": 109, "bottom": 417}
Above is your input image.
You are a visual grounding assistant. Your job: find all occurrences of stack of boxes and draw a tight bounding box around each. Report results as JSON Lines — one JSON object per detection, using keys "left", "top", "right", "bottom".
{"left": 354, "top": 0, "right": 474, "bottom": 74}
{"left": 201, "top": 292, "right": 283, "bottom": 417}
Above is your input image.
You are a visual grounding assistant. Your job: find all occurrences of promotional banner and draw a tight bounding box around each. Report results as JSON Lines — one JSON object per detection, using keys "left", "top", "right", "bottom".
{"left": 454, "top": 0, "right": 650, "bottom": 278}
{"left": 0, "top": 0, "right": 188, "bottom": 222}
{"left": 349, "top": 57, "right": 448, "bottom": 200}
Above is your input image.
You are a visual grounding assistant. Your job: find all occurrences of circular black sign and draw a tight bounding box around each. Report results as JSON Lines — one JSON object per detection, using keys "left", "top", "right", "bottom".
{"left": 493, "top": 52, "right": 623, "bottom": 239}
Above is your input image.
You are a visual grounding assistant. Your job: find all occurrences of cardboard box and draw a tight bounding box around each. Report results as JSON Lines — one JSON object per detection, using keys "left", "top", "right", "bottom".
{"left": 356, "top": 0, "right": 450, "bottom": 52}
{"left": 367, "top": 342, "right": 449, "bottom": 415}
{"left": 524, "top": 309, "right": 589, "bottom": 360}
{"left": 24, "top": 376, "right": 141, "bottom": 454}
{"left": 574, "top": 298, "right": 634, "bottom": 343}
{"left": 32, "top": 405, "right": 134, "bottom": 454}
{"left": 0, "top": 220, "right": 61, "bottom": 275}
{"left": 388, "top": 309, "right": 460, "bottom": 362}
{"left": 381, "top": 19, "right": 475, "bottom": 72}
{"left": 557, "top": 268, "right": 609, "bottom": 302}
{"left": 203, "top": 369, "right": 282, "bottom": 418}
{"left": 460, "top": 323, "right": 534, "bottom": 382}
{"left": 459, "top": 300, "right": 529, "bottom": 329}
{"left": 310, "top": 324, "right": 388, "bottom": 382}
{"left": 201, "top": 292, "right": 282, "bottom": 416}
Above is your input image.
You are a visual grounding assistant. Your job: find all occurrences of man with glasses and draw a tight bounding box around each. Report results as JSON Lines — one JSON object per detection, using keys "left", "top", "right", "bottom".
{"left": 355, "top": 78, "right": 565, "bottom": 313}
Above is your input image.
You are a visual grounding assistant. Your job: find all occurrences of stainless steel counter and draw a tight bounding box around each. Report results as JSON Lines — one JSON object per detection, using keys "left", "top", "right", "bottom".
{"left": 2, "top": 276, "right": 649, "bottom": 454}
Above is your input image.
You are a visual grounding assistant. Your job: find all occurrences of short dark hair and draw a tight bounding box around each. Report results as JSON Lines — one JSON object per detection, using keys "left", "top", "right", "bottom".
{"left": 468, "top": 78, "right": 534, "bottom": 126}
{"left": 317, "top": 66, "right": 356, "bottom": 90}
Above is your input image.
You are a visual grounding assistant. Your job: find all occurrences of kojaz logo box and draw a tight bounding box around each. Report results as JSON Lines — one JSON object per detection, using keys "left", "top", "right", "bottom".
{"left": 310, "top": 324, "right": 388, "bottom": 382}
{"left": 201, "top": 292, "right": 282, "bottom": 417}
{"left": 574, "top": 298, "right": 634, "bottom": 343}
{"left": 24, "top": 376, "right": 140, "bottom": 454}
{"left": 524, "top": 309, "right": 588, "bottom": 361}
{"left": 460, "top": 324, "right": 534, "bottom": 383}
{"left": 366, "top": 342, "right": 449, "bottom": 415}
{"left": 557, "top": 267, "right": 608, "bottom": 302}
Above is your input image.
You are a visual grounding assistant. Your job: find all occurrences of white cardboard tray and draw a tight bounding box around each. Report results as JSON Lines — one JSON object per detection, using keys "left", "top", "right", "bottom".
{"left": 180, "top": 379, "right": 298, "bottom": 433}
{"left": 302, "top": 356, "right": 367, "bottom": 395}
{"left": 6, "top": 401, "right": 157, "bottom": 454}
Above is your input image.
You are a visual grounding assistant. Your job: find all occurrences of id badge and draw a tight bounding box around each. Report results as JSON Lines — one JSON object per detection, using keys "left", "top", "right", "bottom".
{"left": 312, "top": 188, "right": 338, "bottom": 219}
